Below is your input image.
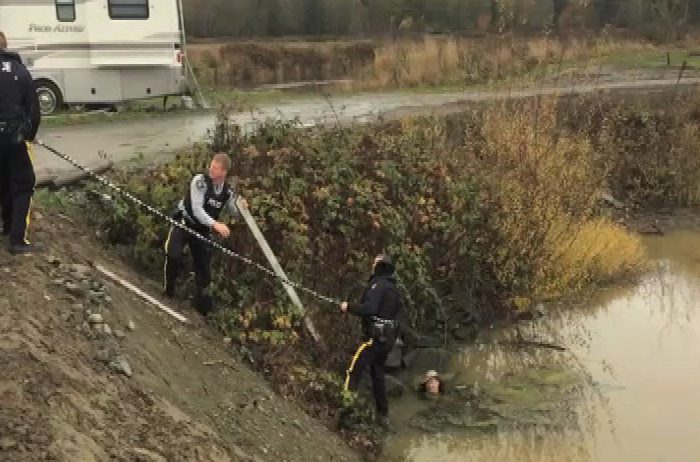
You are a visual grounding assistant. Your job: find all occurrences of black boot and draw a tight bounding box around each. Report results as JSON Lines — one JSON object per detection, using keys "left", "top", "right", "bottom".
{"left": 163, "top": 281, "right": 176, "bottom": 298}
{"left": 193, "top": 289, "right": 214, "bottom": 316}
{"left": 9, "top": 242, "right": 45, "bottom": 255}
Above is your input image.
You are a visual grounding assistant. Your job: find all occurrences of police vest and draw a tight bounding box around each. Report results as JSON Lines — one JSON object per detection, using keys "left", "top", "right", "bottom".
{"left": 183, "top": 174, "right": 232, "bottom": 230}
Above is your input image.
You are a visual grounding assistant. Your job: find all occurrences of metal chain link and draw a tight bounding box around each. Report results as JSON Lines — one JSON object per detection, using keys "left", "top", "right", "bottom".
{"left": 34, "top": 139, "right": 340, "bottom": 306}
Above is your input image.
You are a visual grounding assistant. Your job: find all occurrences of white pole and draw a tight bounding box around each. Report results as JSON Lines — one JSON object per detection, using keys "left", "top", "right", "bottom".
{"left": 236, "top": 197, "right": 323, "bottom": 344}
{"left": 176, "top": 0, "right": 187, "bottom": 50}
{"left": 95, "top": 265, "right": 189, "bottom": 324}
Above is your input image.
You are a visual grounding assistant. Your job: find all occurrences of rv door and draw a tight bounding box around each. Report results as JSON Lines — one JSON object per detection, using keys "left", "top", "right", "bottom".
{"left": 87, "top": 0, "right": 173, "bottom": 67}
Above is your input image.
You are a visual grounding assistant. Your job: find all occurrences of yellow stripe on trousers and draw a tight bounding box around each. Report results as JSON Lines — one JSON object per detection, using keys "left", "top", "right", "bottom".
{"left": 163, "top": 226, "right": 174, "bottom": 291}
{"left": 23, "top": 142, "right": 35, "bottom": 244}
{"left": 344, "top": 339, "right": 373, "bottom": 392}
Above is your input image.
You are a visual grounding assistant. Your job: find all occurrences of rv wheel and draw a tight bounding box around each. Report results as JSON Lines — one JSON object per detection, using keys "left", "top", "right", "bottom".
{"left": 35, "top": 80, "right": 64, "bottom": 116}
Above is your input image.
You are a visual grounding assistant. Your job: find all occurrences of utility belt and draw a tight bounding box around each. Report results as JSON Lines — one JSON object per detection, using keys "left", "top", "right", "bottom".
{"left": 0, "top": 118, "right": 26, "bottom": 145}
{"left": 171, "top": 208, "right": 210, "bottom": 236}
{"left": 370, "top": 316, "right": 398, "bottom": 344}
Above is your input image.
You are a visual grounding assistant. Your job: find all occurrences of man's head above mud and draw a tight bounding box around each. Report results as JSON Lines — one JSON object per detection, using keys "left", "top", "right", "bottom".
{"left": 0, "top": 32, "right": 7, "bottom": 51}
{"left": 424, "top": 370, "right": 442, "bottom": 395}
{"left": 208, "top": 152, "right": 231, "bottom": 184}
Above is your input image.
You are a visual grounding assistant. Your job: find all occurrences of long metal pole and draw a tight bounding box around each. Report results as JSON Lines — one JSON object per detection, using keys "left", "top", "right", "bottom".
{"left": 236, "top": 197, "right": 323, "bottom": 344}
{"left": 176, "top": 0, "right": 187, "bottom": 50}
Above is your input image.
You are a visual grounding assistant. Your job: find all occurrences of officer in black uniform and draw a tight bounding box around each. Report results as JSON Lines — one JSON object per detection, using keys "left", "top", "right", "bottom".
{"left": 0, "top": 31, "right": 42, "bottom": 254}
{"left": 341, "top": 254, "right": 401, "bottom": 427}
{"left": 163, "top": 152, "right": 247, "bottom": 315}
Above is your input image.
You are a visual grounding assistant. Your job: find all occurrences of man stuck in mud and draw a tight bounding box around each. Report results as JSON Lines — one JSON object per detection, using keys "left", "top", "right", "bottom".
{"left": 340, "top": 254, "right": 401, "bottom": 428}
{"left": 163, "top": 153, "right": 248, "bottom": 315}
{"left": 0, "top": 31, "right": 42, "bottom": 254}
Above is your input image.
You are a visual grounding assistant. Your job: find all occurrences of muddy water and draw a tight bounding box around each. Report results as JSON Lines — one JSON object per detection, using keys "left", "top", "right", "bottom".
{"left": 381, "top": 230, "right": 700, "bottom": 462}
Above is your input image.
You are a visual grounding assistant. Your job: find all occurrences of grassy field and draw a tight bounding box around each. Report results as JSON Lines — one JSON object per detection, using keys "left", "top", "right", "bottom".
{"left": 40, "top": 95, "right": 206, "bottom": 128}
{"left": 602, "top": 49, "right": 700, "bottom": 68}
{"left": 187, "top": 34, "right": 700, "bottom": 89}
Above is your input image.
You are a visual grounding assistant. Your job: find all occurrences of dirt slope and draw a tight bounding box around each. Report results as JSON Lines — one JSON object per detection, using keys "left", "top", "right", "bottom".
{"left": 0, "top": 209, "right": 360, "bottom": 462}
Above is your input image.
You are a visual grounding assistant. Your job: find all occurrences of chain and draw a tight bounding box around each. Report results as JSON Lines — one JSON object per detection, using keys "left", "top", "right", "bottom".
{"left": 34, "top": 139, "right": 340, "bottom": 306}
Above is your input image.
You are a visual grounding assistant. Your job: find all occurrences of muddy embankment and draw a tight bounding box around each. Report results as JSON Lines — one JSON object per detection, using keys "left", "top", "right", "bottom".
{"left": 0, "top": 209, "right": 361, "bottom": 462}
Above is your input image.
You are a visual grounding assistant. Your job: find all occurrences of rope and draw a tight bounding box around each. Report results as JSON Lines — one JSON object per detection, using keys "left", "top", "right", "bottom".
{"left": 34, "top": 139, "right": 340, "bottom": 306}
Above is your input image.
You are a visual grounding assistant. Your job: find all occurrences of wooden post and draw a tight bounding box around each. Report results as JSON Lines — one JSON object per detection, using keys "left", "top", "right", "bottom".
{"left": 675, "top": 59, "right": 688, "bottom": 99}
{"left": 677, "top": 59, "right": 688, "bottom": 86}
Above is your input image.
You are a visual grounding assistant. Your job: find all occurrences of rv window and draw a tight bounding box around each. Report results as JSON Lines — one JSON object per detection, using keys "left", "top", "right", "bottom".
{"left": 56, "top": 0, "right": 76, "bottom": 22}
{"left": 108, "top": 0, "right": 149, "bottom": 20}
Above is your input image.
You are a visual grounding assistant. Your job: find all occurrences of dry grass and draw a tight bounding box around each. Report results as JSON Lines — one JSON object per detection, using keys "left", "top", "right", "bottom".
{"left": 543, "top": 218, "right": 644, "bottom": 296}
{"left": 673, "top": 123, "right": 700, "bottom": 204}
{"left": 370, "top": 35, "right": 660, "bottom": 88}
{"left": 373, "top": 37, "right": 462, "bottom": 87}
{"left": 459, "top": 99, "right": 646, "bottom": 307}
{"left": 592, "top": 91, "right": 700, "bottom": 207}
{"left": 187, "top": 40, "right": 375, "bottom": 88}
{"left": 187, "top": 34, "right": 670, "bottom": 90}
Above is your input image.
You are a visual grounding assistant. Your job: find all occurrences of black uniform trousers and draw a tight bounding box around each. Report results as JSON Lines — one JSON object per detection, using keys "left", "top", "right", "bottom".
{"left": 344, "top": 337, "right": 394, "bottom": 417}
{"left": 0, "top": 141, "right": 35, "bottom": 245}
{"left": 163, "top": 221, "right": 214, "bottom": 314}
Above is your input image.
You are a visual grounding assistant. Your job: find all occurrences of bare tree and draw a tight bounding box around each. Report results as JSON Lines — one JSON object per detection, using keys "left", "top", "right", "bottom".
{"left": 491, "top": 0, "right": 500, "bottom": 29}
{"left": 552, "top": 0, "right": 568, "bottom": 32}
{"left": 649, "top": 0, "right": 689, "bottom": 42}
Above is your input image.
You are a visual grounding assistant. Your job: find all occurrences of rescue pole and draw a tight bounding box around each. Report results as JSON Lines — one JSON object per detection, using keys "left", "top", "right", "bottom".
{"left": 236, "top": 197, "right": 323, "bottom": 344}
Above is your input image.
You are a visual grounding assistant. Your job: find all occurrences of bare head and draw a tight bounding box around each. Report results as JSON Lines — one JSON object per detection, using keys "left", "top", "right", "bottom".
{"left": 424, "top": 370, "right": 441, "bottom": 395}
{"left": 0, "top": 32, "right": 7, "bottom": 51}
{"left": 209, "top": 152, "right": 231, "bottom": 184}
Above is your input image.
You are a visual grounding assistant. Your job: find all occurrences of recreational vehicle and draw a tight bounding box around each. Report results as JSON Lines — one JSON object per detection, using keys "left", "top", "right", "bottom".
{"left": 0, "top": 0, "right": 189, "bottom": 115}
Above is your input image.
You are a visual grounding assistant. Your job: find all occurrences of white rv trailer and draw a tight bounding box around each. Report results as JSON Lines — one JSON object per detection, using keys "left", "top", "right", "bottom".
{"left": 0, "top": 0, "right": 189, "bottom": 115}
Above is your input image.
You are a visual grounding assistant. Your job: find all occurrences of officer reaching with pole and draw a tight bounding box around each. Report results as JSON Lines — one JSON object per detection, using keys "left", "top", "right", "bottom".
{"left": 0, "top": 31, "right": 42, "bottom": 254}
{"left": 340, "top": 254, "right": 401, "bottom": 429}
{"left": 163, "top": 152, "right": 248, "bottom": 316}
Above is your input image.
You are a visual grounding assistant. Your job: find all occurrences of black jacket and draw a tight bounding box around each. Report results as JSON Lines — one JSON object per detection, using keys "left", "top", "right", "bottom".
{"left": 0, "top": 51, "right": 41, "bottom": 141}
{"left": 348, "top": 273, "right": 401, "bottom": 340}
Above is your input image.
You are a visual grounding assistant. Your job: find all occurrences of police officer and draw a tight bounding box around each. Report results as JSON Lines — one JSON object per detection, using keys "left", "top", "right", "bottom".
{"left": 340, "top": 254, "right": 401, "bottom": 428}
{"left": 0, "top": 31, "right": 42, "bottom": 254}
{"left": 163, "top": 152, "right": 248, "bottom": 315}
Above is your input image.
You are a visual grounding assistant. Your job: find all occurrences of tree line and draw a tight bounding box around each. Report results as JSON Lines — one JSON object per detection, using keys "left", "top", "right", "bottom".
{"left": 182, "top": 0, "right": 700, "bottom": 41}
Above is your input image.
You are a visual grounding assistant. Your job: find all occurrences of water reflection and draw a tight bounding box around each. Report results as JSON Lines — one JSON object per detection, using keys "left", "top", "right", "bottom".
{"left": 380, "top": 231, "right": 700, "bottom": 462}
{"left": 383, "top": 431, "right": 590, "bottom": 462}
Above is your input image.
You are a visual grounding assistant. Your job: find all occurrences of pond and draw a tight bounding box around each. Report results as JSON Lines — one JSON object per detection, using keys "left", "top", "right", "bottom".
{"left": 380, "top": 230, "right": 700, "bottom": 462}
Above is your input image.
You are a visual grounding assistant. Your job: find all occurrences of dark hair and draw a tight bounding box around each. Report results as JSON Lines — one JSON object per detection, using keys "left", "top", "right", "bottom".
{"left": 0, "top": 32, "right": 7, "bottom": 50}
{"left": 374, "top": 254, "right": 395, "bottom": 275}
